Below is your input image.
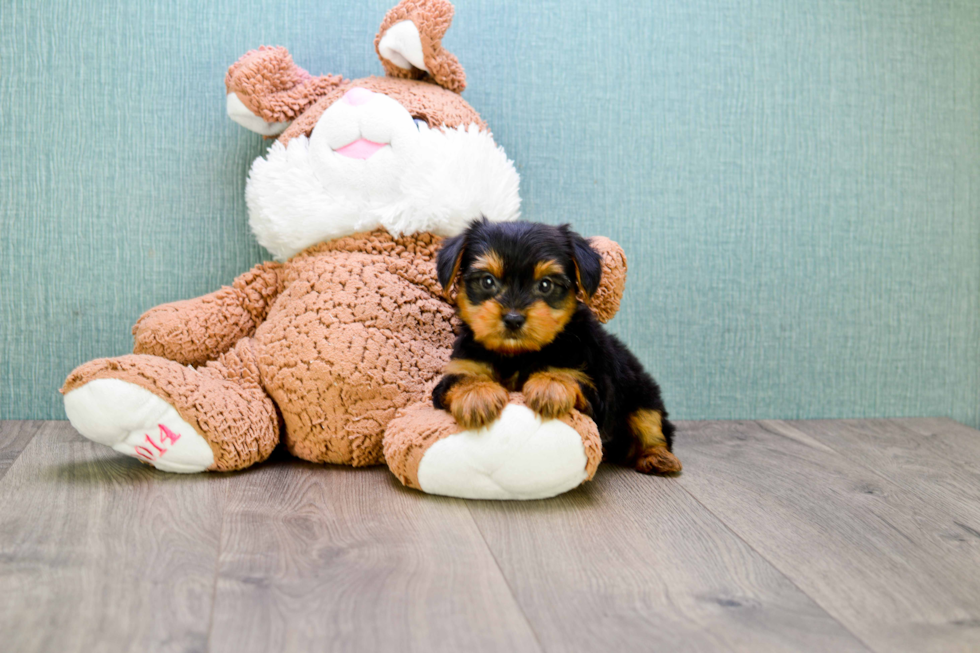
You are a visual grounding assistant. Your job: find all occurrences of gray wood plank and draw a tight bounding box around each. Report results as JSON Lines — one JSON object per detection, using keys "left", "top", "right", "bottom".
{"left": 772, "top": 419, "right": 980, "bottom": 529}
{"left": 0, "top": 420, "right": 43, "bottom": 481}
{"left": 467, "top": 465, "right": 870, "bottom": 653}
{"left": 676, "top": 420, "right": 980, "bottom": 653}
{"left": 894, "top": 417, "right": 980, "bottom": 466}
{"left": 0, "top": 422, "right": 226, "bottom": 653}
{"left": 207, "top": 461, "right": 541, "bottom": 653}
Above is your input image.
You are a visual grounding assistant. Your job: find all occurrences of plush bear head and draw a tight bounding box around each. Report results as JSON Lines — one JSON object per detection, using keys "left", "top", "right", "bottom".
{"left": 224, "top": 0, "right": 521, "bottom": 261}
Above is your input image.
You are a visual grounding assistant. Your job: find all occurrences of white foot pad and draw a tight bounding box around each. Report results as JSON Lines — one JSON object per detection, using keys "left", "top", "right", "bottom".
{"left": 416, "top": 404, "right": 589, "bottom": 500}
{"left": 64, "top": 379, "right": 215, "bottom": 473}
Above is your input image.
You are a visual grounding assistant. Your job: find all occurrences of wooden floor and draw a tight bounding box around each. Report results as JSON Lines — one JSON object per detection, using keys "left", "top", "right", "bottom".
{"left": 1, "top": 419, "right": 979, "bottom": 652}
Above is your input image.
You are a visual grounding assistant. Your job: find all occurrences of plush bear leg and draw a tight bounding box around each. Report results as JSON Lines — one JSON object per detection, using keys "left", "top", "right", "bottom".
{"left": 383, "top": 394, "right": 602, "bottom": 500}
{"left": 62, "top": 339, "right": 279, "bottom": 473}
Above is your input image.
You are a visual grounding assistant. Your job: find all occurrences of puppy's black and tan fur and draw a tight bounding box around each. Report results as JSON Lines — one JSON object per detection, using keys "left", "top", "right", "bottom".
{"left": 433, "top": 218, "right": 681, "bottom": 475}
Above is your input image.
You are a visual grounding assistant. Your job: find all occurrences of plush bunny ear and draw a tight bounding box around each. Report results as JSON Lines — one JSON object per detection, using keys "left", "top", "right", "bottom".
{"left": 226, "top": 46, "right": 345, "bottom": 137}
{"left": 375, "top": 0, "right": 466, "bottom": 93}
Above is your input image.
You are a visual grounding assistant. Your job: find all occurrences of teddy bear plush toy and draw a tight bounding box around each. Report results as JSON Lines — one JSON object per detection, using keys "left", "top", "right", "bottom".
{"left": 62, "top": 0, "right": 630, "bottom": 500}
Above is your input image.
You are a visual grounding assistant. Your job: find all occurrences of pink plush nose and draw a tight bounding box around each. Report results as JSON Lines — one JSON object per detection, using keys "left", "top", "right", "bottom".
{"left": 343, "top": 87, "right": 374, "bottom": 107}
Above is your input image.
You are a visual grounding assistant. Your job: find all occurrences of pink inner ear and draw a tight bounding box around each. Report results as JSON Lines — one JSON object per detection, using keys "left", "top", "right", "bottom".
{"left": 335, "top": 138, "right": 386, "bottom": 160}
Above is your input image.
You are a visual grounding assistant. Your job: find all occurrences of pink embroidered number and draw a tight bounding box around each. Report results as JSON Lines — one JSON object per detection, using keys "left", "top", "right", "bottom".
{"left": 134, "top": 424, "right": 181, "bottom": 462}
{"left": 158, "top": 424, "right": 181, "bottom": 446}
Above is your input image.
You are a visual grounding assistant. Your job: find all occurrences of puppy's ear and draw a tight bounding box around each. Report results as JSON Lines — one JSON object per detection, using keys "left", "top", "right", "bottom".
{"left": 563, "top": 226, "right": 603, "bottom": 298}
{"left": 436, "top": 233, "right": 467, "bottom": 299}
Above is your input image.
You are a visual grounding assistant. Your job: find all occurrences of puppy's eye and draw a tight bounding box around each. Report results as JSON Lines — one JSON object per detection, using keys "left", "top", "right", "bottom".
{"left": 413, "top": 118, "right": 427, "bottom": 130}
{"left": 537, "top": 279, "right": 553, "bottom": 294}
{"left": 481, "top": 275, "right": 497, "bottom": 290}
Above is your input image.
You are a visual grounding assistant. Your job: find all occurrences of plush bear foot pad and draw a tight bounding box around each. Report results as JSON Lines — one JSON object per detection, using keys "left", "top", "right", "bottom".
{"left": 418, "top": 405, "right": 589, "bottom": 500}
{"left": 387, "top": 402, "right": 600, "bottom": 500}
{"left": 64, "top": 379, "right": 215, "bottom": 473}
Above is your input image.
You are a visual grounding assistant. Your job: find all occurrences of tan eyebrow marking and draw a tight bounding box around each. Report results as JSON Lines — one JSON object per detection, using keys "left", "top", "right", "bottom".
{"left": 473, "top": 250, "right": 505, "bottom": 278}
{"left": 534, "top": 259, "right": 565, "bottom": 280}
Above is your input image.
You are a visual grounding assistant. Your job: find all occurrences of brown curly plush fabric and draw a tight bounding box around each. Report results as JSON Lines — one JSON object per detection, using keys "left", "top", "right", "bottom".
{"left": 63, "top": 229, "right": 627, "bottom": 472}
{"left": 62, "top": 341, "right": 279, "bottom": 472}
{"left": 132, "top": 262, "right": 284, "bottom": 367}
{"left": 374, "top": 0, "right": 467, "bottom": 93}
{"left": 249, "top": 230, "right": 621, "bottom": 466}
{"left": 583, "top": 236, "right": 628, "bottom": 324}
{"left": 384, "top": 393, "right": 603, "bottom": 491}
{"left": 277, "top": 76, "right": 486, "bottom": 145}
{"left": 258, "top": 231, "right": 455, "bottom": 466}
{"left": 226, "top": 0, "right": 479, "bottom": 145}
{"left": 225, "top": 46, "right": 346, "bottom": 124}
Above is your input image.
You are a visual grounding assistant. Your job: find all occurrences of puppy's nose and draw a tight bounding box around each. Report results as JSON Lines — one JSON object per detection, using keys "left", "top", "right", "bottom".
{"left": 342, "top": 87, "right": 375, "bottom": 106}
{"left": 503, "top": 312, "right": 526, "bottom": 331}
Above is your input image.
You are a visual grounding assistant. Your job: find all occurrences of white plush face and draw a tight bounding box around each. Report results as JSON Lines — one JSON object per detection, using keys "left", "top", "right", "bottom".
{"left": 245, "top": 87, "right": 521, "bottom": 261}
{"left": 308, "top": 88, "right": 428, "bottom": 204}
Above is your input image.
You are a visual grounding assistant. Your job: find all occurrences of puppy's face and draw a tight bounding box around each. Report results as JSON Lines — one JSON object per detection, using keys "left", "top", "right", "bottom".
{"left": 437, "top": 220, "right": 603, "bottom": 355}
{"left": 459, "top": 248, "right": 576, "bottom": 355}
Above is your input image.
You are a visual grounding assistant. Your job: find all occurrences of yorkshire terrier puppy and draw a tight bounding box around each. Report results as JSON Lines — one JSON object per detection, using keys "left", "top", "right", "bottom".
{"left": 433, "top": 218, "right": 682, "bottom": 475}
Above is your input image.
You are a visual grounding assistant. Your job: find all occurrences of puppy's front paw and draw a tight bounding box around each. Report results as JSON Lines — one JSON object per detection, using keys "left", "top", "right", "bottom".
{"left": 447, "top": 380, "right": 509, "bottom": 430}
{"left": 635, "top": 448, "right": 683, "bottom": 475}
{"left": 523, "top": 369, "right": 588, "bottom": 420}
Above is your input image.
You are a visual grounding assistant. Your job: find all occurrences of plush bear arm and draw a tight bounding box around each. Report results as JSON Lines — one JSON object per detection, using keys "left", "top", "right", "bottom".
{"left": 132, "top": 262, "right": 284, "bottom": 366}
{"left": 585, "top": 237, "right": 627, "bottom": 324}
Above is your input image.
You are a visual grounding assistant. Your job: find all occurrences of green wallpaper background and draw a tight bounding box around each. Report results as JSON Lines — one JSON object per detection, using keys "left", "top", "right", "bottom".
{"left": 2, "top": 0, "right": 978, "bottom": 425}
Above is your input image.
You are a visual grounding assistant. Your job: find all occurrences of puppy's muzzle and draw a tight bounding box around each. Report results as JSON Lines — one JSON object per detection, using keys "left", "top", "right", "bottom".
{"left": 503, "top": 311, "right": 526, "bottom": 331}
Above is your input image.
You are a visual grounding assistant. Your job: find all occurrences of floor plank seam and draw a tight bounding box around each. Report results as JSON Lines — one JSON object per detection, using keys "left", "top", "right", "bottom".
{"left": 672, "top": 464, "right": 878, "bottom": 653}
{"left": 0, "top": 421, "right": 43, "bottom": 483}
{"left": 464, "top": 502, "right": 547, "bottom": 653}
{"left": 756, "top": 420, "right": 842, "bottom": 456}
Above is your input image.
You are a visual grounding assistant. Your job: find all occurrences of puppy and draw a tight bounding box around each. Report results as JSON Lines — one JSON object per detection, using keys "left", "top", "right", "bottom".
{"left": 433, "top": 218, "right": 682, "bottom": 475}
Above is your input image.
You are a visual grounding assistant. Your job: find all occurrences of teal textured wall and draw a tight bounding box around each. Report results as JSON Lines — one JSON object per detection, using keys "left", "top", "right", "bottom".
{"left": 2, "top": 0, "right": 979, "bottom": 425}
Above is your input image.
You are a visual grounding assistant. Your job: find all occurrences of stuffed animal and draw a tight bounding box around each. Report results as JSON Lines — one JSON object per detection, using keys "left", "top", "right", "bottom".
{"left": 61, "top": 0, "right": 629, "bottom": 500}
